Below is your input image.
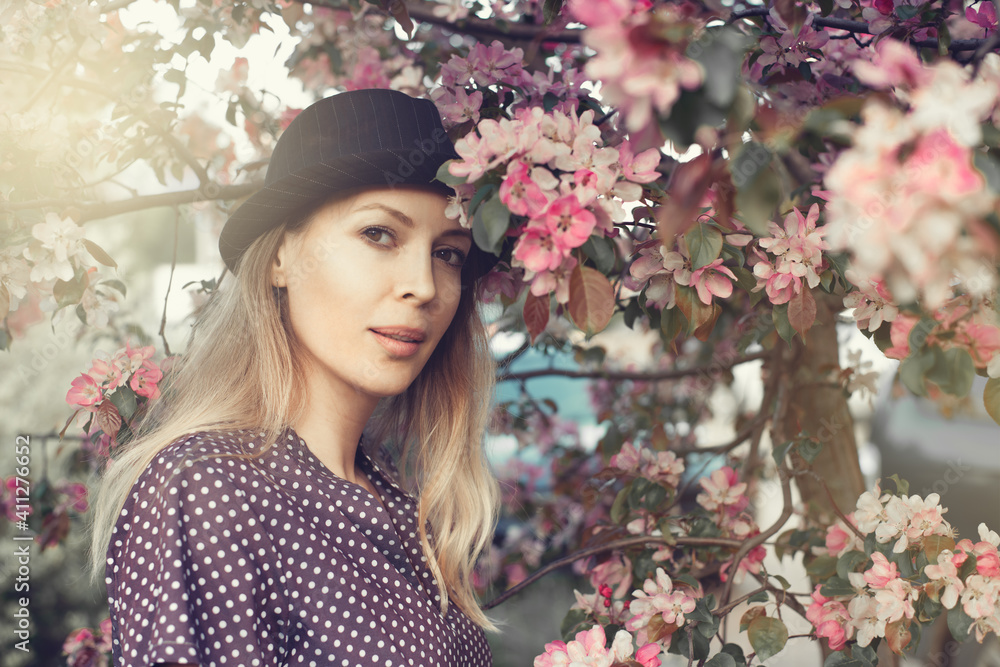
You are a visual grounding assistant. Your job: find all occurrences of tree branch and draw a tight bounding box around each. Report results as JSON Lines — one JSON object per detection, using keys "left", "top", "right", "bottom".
{"left": 497, "top": 349, "right": 769, "bottom": 383}
{"left": 298, "top": 0, "right": 582, "bottom": 44}
{"left": 730, "top": 7, "right": 1000, "bottom": 53}
{"left": 2, "top": 182, "right": 262, "bottom": 222}
{"left": 481, "top": 535, "right": 742, "bottom": 610}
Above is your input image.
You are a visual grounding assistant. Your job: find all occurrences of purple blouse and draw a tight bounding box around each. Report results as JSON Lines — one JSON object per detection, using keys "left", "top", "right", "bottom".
{"left": 105, "top": 428, "right": 492, "bottom": 667}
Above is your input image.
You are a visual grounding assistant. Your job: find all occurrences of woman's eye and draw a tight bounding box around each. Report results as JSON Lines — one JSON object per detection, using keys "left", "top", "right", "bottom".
{"left": 362, "top": 226, "right": 394, "bottom": 246}
{"left": 435, "top": 247, "right": 467, "bottom": 268}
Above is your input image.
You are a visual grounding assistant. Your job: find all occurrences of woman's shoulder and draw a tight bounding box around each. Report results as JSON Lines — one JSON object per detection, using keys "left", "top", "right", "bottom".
{"left": 130, "top": 428, "right": 275, "bottom": 500}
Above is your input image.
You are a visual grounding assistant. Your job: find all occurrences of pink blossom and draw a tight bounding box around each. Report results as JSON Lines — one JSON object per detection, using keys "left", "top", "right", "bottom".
{"left": 848, "top": 595, "right": 886, "bottom": 647}
{"left": 478, "top": 262, "right": 522, "bottom": 303}
{"left": 589, "top": 553, "right": 634, "bottom": 600}
{"left": 720, "top": 544, "right": 766, "bottom": 584}
{"left": 514, "top": 225, "right": 566, "bottom": 274}
{"left": 627, "top": 567, "right": 697, "bottom": 645}
{"left": 467, "top": 40, "right": 524, "bottom": 87}
{"left": 959, "top": 575, "right": 1000, "bottom": 619}
{"left": 66, "top": 374, "right": 102, "bottom": 408}
{"left": 529, "top": 254, "right": 578, "bottom": 305}
{"left": 873, "top": 578, "right": 916, "bottom": 623}
{"left": 925, "top": 550, "right": 965, "bottom": 609}
{"left": 129, "top": 360, "right": 163, "bottom": 400}
{"left": 533, "top": 625, "right": 659, "bottom": 667}
{"left": 863, "top": 552, "right": 899, "bottom": 589}
{"left": 852, "top": 39, "right": 931, "bottom": 89}
{"left": 1, "top": 477, "right": 32, "bottom": 521}
{"left": 87, "top": 357, "right": 122, "bottom": 392}
{"left": 843, "top": 272, "right": 898, "bottom": 332}
{"left": 967, "top": 2, "right": 998, "bottom": 32}
{"left": 753, "top": 204, "right": 829, "bottom": 306}
{"left": 825, "top": 515, "right": 863, "bottom": 557}
{"left": 617, "top": 141, "right": 661, "bottom": 184}
{"left": 540, "top": 195, "right": 596, "bottom": 250}
{"left": 689, "top": 258, "right": 736, "bottom": 305}
{"left": 500, "top": 160, "right": 551, "bottom": 217}
{"left": 807, "top": 586, "right": 853, "bottom": 650}
{"left": 696, "top": 466, "right": 748, "bottom": 514}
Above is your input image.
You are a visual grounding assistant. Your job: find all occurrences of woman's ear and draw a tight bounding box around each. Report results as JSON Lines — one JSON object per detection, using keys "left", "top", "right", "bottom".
{"left": 271, "top": 234, "right": 292, "bottom": 288}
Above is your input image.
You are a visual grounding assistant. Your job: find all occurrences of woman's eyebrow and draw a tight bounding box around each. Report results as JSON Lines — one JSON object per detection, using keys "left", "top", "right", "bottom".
{"left": 354, "top": 203, "right": 415, "bottom": 228}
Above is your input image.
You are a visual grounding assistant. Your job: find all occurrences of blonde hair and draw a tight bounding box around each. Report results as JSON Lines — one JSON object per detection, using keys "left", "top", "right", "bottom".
{"left": 89, "top": 192, "right": 499, "bottom": 629}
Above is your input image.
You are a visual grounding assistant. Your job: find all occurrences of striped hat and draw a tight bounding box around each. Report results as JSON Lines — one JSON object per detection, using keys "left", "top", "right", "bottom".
{"left": 219, "top": 89, "right": 462, "bottom": 274}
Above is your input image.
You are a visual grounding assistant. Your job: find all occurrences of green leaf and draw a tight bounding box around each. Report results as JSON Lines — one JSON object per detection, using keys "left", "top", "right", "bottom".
{"left": 685, "top": 223, "right": 724, "bottom": 270}
{"left": 748, "top": 617, "right": 788, "bottom": 663}
{"left": 560, "top": 608, "right": 589, "bottom": 640}
{"left": 896, "top": 4, "right": 920, "bottom": 19}
{"left": 721, "top": 642, "right": 747, "bottom": 667}
{"left": 772, "top": 303, "right": 796, "bottom": 343}
{"left": 772, "top": 575, "right": 791, "bottom": 590}
{"left": 749, "top": 591, "right": 769, "bottom": 604}
{"left": 84, "top": 239, "right": 118, "bottom": 269}
{"left": 985, "top": 377, "right": 1000, "bottom": 426}
{"left": 109, "top": 386, "right": 138, "bottom": 422}
{"left": 101, "top": 279, "right": 127, "bottom": 297}
{"left": 925, "top": 346, "right": 975, "bottom": 396}
{"left": 435, "top": 160, "right": 468, "bottom": 186}
{"left": 899, "top": 346, "right": 936, "bottom": 396}
{"left": 542, "top": 0, "right": 564, "bottom": 24}
{"left": 947, "top": 607, "right": 974, "bottom": 641}
{"left": 836, "top": 550, "right": 868, "bottom": 580}
{"left": 581, "top": 236, "right": 616, "bottom": 274}
{"left": 705, "top": 654, "right": 737, "bottom": 667}
{"left": 472, "top": 194, "right": 510, "bottom": 255}
{"left": 610, "top": 487, "right": 629, "bottom": 524}
{"left": 820, "top": 576, "right": 856, "bottom": 597}
{"left": 806, "top": 555, "right": 838, "bottom": 579}
{"left": 772, "top": 440, "right": 794, "bottom": 465}
{"left": 886, "top": 474, "right": 909, "bottom": 496}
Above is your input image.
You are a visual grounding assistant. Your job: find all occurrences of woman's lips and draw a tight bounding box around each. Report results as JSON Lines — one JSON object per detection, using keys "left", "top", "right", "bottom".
{"left": 370, "top": 328, "right": 425, "bottom": 357}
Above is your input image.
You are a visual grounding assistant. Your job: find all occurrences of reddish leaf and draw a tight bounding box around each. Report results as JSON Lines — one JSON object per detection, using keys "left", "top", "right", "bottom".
{"left": 657, "top": 153, "right": 717, "bottom": 249}
{"left": 568, "top": 266, "right": 614, "bottom": 336}
{"left": 740, "top": 606, "right": 767, "bottom": 632}
{"left": 694, "top": 301, "right": 722, "bottom": 342}
{"left": 96, "top": 400, "right": 122, "bottom": 439}
{"left": 774, "top": 0, "right": 808, "bottom": 34}
{"left": 38, "top": 511, "right": 70, "bottom": 550}
{"left": 674, "top": 285, "right": 716, "bottom": 337}
{"left": 886, "top": 619, "right": 912, "bottom": 655}
{"left": 523, "top": 291, "right": 550, "bottom": 344}
{"left": 787, "top": 287, "right": 817, "bottom": 339}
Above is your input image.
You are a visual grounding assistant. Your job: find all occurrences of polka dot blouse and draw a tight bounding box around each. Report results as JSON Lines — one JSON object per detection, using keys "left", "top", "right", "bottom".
{"left": 105, "top": 428, "right": 493, "bottom": 667}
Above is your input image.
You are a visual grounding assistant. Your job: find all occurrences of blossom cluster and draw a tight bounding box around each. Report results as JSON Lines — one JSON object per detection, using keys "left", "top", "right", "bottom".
{"left": 696, "top": 466, "right": 766, "bottom": 584}
{"left": 66, "top": 341, "right": 165, "bottom": 458}
{"left": 809, "top": 484, "right": 1000, "bottom": 651}
{"left": 534, "top": 624, "right": 661, "bottom": 667}
{"left": 884, "top": 297, "right": 1000, "bottom": 380}
{"left": 824, "top": 45, "right": 1000, "bottom": 311}
{"left": 63, "top": 618, "right": 112, "bottom": 667}
{"left": 566, "top": 0, "right": 704, "bottom": 137}
{"left": 750, "top": 204, "right": 829, "bottom": 306}
{"left": 3, "top": 213, "right": 122, "bottom": 332}
{"left": 447, "top": 105, "right": 659, "bottom": 302}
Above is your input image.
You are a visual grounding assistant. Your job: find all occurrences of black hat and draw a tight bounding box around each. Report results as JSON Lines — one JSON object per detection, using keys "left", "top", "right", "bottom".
{"left": 219, "top": 89, "right": 465, "bottom": 274}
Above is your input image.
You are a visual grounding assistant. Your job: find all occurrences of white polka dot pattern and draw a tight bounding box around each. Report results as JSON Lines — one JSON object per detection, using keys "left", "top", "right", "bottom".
{"left": 105, "top": 428, "right": 492, "bottom": 667}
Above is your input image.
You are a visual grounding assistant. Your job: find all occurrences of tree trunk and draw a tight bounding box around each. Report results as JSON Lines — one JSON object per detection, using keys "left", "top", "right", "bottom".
{"left": 783, "top": 291, "right": 866, "bottom": 526}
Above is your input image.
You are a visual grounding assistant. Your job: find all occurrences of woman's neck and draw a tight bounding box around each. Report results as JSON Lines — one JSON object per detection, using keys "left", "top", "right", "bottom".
{"left": 292, "top": 377, "right": 378, "bottom": 486}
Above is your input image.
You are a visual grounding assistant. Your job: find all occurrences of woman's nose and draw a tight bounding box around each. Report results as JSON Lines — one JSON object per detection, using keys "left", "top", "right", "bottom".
{"left": 398, "top": 249, "right": 437, "bottom": 305}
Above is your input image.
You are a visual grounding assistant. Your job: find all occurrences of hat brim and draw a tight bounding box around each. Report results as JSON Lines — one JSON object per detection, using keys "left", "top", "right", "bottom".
{"left": 219, "top": 148, "right": 456, "bottom": 273}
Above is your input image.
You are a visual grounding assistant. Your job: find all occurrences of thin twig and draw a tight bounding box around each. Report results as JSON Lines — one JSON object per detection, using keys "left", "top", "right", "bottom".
{"left": 497, "top": 350, "right": 769, "bottom": 383}
{"left": 821, "top": 478, "right": 865, "bottom": 540}
{"left": 482, "top": 535, "right": 742, "bottom": 609}
{"left": 158, "top": 211, "right": 179, "bottom": 356}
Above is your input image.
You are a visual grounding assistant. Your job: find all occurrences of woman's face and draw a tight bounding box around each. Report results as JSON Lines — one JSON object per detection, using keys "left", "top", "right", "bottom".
{"left": 272, "top": 186, "right": 472, "bottom": 410}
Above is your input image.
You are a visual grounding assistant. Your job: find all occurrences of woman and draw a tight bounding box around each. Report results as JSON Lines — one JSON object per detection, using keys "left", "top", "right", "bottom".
{"left": 89, "top": 89, "right": 500, "bottom": 667}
